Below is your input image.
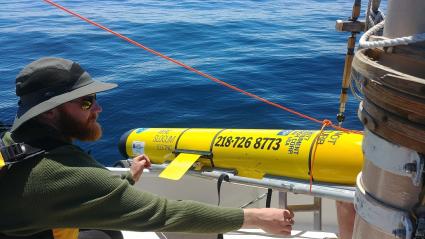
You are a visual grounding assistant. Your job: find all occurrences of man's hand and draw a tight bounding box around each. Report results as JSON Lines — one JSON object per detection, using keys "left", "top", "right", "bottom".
{"left": 130, "top": 154, "right": 152, "bottom": 182}
{"left": 242, "top": 208, "right": 294, "bottom": 236}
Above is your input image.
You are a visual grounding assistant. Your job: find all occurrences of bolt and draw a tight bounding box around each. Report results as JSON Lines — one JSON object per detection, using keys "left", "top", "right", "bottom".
{"left": 404, "top": 163, "right": 417, "bottom": 173}
{"left": 392, "top": 228, "right": 406, "bottom": 237}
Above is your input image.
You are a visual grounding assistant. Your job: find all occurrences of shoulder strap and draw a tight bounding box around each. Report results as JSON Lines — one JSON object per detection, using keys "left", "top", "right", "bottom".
{"left": 0, "top": 140, "right": 45, "bottom": 169}
{"left": 0, "top": 129, "right": 71, "bottom": 170}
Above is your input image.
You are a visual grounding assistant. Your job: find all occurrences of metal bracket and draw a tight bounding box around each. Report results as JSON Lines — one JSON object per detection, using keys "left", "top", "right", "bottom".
{"left": 173, "top": 149, "right": 213, "bottom": 169}
{"left": 363, "top": 129, "right": 424, "bottom": 186}
{"left": 355, "top": 173, "right": 413, "bottom": 238}
{"left": 173, "top": 149, "right": 212, "bottom": 159}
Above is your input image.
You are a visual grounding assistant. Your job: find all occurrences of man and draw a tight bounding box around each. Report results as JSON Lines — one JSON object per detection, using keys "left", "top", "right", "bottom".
{"left": 0, "top": 57, "right": 294, "bottom": 239}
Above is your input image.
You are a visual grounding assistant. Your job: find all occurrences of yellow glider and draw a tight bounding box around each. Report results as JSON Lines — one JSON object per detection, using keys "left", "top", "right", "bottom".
{"left": 119, "top": 128, "right": 363, "bottom": 185}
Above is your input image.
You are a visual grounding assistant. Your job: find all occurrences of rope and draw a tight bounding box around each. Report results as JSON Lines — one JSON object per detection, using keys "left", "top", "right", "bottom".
{"left": 364, "top": 0, "right": 372, "bottom": 31}
{"left": 309, "top": 120, "right": 332, "bottom": 192}
{"left": 44, "top": 0, "right": 362, "bottom": 135}
{"left": 365, "top": 0, "right": 385, "bottom": 32}
{"left": 360, "top": 21, "right": 425, "bottom": 49}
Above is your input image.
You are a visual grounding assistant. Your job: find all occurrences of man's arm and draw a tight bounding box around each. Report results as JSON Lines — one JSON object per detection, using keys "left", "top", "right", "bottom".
{"left": 128, "top": 154, "right": 295, "bottom": 236}
{"left": 50, "top": 151, "right": 294, "bottom": 235}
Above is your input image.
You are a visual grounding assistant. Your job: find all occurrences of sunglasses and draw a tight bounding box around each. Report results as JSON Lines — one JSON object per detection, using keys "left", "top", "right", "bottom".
{"left": 73, "top": 94, "right": 97, "bottom": 111}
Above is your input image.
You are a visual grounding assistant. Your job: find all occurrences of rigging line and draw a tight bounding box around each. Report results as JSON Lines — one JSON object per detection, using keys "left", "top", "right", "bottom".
{"left": 44, "top": 0, "right": 361, "bottom": 134}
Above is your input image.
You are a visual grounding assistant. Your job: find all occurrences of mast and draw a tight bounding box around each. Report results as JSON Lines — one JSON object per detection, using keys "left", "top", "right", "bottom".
{"left": 351, "top": 0, "right": 425, "bottom": 238}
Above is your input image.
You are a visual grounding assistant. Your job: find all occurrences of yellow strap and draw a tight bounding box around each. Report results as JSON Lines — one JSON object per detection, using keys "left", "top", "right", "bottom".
{"left": 52, "top": 228, "right": 79, "bottom": 239}
{"left": 159, "top": 153, "right": 201, "bottom": 180}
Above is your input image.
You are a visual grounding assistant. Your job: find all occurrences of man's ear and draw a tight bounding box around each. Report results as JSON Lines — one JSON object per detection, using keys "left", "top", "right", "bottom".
{"left": 37, "top": 108, "right": 59, "bottom": 122}
{"left": 35, "top": 108, "right": 61, "bottom": 130}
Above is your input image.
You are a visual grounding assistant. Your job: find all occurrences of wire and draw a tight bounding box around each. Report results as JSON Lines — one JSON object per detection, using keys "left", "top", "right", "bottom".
{"left": 44, "top": 0, "right": 362, "bottom": 135}
{"left": 239, "top": 192, "right": 268, "bottom": 208}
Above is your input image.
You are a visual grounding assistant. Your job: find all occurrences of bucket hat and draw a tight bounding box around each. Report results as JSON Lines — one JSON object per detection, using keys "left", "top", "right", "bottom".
{"left": 11, "top": 57, "right": 117, "bottom": 131}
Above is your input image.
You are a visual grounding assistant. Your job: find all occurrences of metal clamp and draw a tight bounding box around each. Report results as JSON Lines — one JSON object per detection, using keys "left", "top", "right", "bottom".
{"left": 405, "top": 155, "right": 424, "bottom": 188}
{"left": 363, "top": 129, "right": 424, "bottom": 186}
{"left": 355, "top": 173, "right": 413, "bottom": 238}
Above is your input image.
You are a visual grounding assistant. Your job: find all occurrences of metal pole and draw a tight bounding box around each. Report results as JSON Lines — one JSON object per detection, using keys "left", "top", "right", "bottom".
{"left": 313, "top": 197, "right": 322, "bottom": 231}
{"left": 278, "top": 191, "right": 288, "bottom": 209}
{"left": 107, "top": 166, "right": 356, "bottom": 202}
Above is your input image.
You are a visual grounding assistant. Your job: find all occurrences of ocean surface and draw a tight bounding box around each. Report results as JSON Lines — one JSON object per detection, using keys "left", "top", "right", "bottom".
{"left": 0, "top": 0, "right": 383, "bottom": 166}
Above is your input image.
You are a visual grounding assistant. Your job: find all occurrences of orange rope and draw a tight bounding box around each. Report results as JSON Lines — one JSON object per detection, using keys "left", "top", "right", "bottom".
{"left": 309, "top": 120, "right": 332, "bottom": 192}
{"left": 44, "top": 0, "right": 362, "bottom": 135}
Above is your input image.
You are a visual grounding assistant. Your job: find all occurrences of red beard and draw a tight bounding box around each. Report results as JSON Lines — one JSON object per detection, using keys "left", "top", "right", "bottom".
{"left": 56, "top": 107, "right": 102, "bottom": 141}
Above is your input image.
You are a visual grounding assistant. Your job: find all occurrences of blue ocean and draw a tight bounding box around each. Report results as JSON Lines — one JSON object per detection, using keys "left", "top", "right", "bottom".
{"left": 0, "top": 0, "right": 382, "bottom": 166}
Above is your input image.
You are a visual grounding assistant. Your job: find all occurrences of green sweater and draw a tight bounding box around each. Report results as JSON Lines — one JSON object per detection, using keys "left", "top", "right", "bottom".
{"left": 0, "top": 124, "right": 243, "bottom": 237}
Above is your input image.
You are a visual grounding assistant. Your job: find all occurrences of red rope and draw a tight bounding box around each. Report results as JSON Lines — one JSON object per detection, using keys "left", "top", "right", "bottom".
{"left": 309, "top": 120, "right": 332, "bottom": 192}
{"left": 43, "top": 0, "right": 362, "bottom": 135}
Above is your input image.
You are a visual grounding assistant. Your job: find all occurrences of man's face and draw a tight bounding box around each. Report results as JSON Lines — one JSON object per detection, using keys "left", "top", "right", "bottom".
{"left": 56, "top": 94, "right": 103, "bottom": 141}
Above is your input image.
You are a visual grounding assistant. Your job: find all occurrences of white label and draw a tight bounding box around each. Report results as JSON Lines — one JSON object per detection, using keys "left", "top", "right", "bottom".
{"left": 132, "top": 141, "right": 145, "bottom": 155}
